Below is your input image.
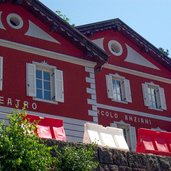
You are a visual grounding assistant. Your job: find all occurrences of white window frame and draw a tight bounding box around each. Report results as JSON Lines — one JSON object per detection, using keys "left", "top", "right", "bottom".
{"left": 111, "top": 121, "right": 137, "bottom": 151}
{"left": 106, "top": 73, "right": 132, "bottom": 103}
{"left": 0, "top": 56, "right": 3, "bottom": 91}
{"left": 26, "top": 62, "right": 64, "bottom": 104}
{"left": 142, "top": 82, "right": 167, "bottom": 111}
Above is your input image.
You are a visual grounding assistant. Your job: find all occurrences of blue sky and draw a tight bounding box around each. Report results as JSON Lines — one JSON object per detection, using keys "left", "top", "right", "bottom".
{"left": 40, "top": 0, "right": 171, "bottom": 55}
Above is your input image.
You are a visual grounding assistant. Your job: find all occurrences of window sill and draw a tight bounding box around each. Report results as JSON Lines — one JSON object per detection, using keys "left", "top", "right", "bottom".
{"left": 112, "top": 99, "right": 128, "bottom": 104}
{"left": 148, "top": 106, "right": 163, "bottom": 111}
{"left": 33, "top": 98, "right": 58, "bottom": 104}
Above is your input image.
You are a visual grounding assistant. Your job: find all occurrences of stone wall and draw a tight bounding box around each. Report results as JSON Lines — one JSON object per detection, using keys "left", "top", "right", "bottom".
{"left": 46, "top": 140, "right": 171, "bottom": 171}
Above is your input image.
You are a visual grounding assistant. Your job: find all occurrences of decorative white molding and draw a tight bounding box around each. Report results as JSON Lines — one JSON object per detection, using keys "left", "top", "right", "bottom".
{"left": 25, "top": 21, "right": 60, "bottom": 44}
{"left": 87, "top": 99, "right": 97, "bottom": 105}
{"left": 97, "top": 103, "right": 171, "bottom": 122}
{"left": 86, "top": 88, "right": 96, "bottom": 95}
{"left": 125, "top": 44, "right": 159, "bottom": 70}
{"left": 85, "top": 66, "right": 98, "bottom": 123}
{"left": 92, "top": 38, "right": 105, "bottom": 51}
{"left": 85, "top": 67, "right": 94, "bottom": 73}
{"left": 0, "top": 39, "right": 96, "bottom": 68}
{"left": 104, "top": 63, "right": 171, "bottom": 84}
{"left": 0, "top": 12, "right": 5, "bottom": 30}
{"left": 86, "top": 77, "right": 95, "bottom": 84}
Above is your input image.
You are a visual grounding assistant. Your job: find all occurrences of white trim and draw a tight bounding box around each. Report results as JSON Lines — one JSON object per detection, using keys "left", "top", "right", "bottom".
{"left": 85, "top": 67, "right": 94, "bottom": 73}
{"left": 92, "top": 105, "right": 97, "bottom": 111}
{"left": 86, "top": 88, "right": 96, "bottom": 95}
{"left": 88, "top": 110, "right": 98, "bottom": 117}
{"left": 104, "top": 63, "right": 171, "bottom": 84}
{"left": 108, "top": 40, "right": 123, "bottom": 56}
{"left": 93, "top": 116, "right": 98, "bottom": 123}
{"left": 90, "top": 83, "right": 95, "bottom": 89}
{"left": 97, "top": 103, "right": 171, "bottom": 122}
{"left": 87, "top": 99, "right": 97, "bottom": 105}
{"left": 7, "top": 13, "right": 23, "bottom": 29}
{"left": 0, "top": 12, "right": 5, "bottom": 30}
{"left": 33, "top": 98, "right": 58, "bottom": 104}
{"left": 86, "top": 77, "right": 95, "bottom": 84}
{"left": 0, "top": 39, "right": 96, "bottom": 68}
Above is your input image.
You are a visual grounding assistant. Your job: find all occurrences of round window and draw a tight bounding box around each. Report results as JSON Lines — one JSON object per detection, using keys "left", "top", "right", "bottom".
{"left": 7, "top": 13, "right": 23, "bottom": 29}
{"left": 108, "top": 40, "right": 123, "bottom": 56}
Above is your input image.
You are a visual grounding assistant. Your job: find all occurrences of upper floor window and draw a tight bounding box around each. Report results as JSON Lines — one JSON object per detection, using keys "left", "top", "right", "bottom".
{"left": 106, "top": 74, "right": 132, "bottom": 103}
{"left": 142, "top": 82, "right": 167, "bottom": 110}
{"left": 26, "top": 62, "right": 64, "bottom": 103}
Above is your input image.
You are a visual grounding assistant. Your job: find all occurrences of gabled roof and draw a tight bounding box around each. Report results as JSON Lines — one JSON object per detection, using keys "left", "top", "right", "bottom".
{"left": 0, "top": 0, "right": 109, "bottom": 67}
{"left": 76, "top": 18, "right": 171, "bottom": 71}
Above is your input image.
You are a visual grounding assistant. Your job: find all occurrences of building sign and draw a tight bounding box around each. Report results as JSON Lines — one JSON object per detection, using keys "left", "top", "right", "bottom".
{"left": 98, "top": 109, "right": 152, "bottom": 126}
{"left": 0, "top": 96, "right": 38, "bottom": 110}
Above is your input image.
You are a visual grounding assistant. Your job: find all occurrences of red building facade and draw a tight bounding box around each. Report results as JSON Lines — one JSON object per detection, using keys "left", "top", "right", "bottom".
{"left": 0, "top": 0, "right": 171, "bottom": 151}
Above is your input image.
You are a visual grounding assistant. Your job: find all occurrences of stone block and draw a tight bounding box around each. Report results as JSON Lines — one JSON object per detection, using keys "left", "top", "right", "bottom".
{"left": 119, "top": 166, "right": 132, "bottom": 171}
{"left": 157, "top": 156, "right": 171, "bottom": 171}
{"left": 113, "top": 149, "right": 128, "bottom": 166}
{"left": 98, "top": 147, "right": 113, "bottom": 164}
{"left": 128, "top": 152, "right": 147, "bottom": 169}
{"left": 146, "top": 155, "right": 160, "bottom": 171}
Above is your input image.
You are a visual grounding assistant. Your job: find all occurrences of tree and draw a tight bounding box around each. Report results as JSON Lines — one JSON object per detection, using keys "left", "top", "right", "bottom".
{"left": 56, "top": 11, "right": 75, "bottom": 26}
{"left": 159, "top": 47, "right": 169, "bottom": 57}
{"left": 0, "top": 108, "right": 57, "bottom": 171}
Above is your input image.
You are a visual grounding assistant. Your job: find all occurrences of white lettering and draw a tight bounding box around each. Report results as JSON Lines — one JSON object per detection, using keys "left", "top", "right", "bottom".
{"left": 15, "top": 99, "right": 20, "bottom": 108}
{"left": 32, "top": 103, "right": 37, "bottom": 110}
{"left": 0, "top": 96, "right": 4, "bottom": 104}
{"left": 23, "top": 101, "right": 29, "bottom": 109}
{"left": 7, "top": 98, "right": 12, "bottom": 106}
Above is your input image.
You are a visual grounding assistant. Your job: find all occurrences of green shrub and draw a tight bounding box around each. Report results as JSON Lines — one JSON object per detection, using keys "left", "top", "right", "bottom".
{"left": 0, "top": 108, "right": 57, "bottom": 171}
{"left": 58, "top": 144, "right": 98, "bottom": 171}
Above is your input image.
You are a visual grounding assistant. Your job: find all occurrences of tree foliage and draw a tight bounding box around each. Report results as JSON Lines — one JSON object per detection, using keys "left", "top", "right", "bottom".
{"left": 159, "top": 47, "right": 169, "bottom": 57}
{"left": 0, "top": 108, "right": 57, "bottom": 171}
{"left": 58, "top": 144, "right": 98, "bottom": 171}
{"left": 56, "top": 11, "right": 70, "bottom": 24}
{"left": 0, "top": 108, "right": 99, "bottom": 171}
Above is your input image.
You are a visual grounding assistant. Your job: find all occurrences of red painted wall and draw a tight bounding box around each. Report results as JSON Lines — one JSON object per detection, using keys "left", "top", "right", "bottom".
{"left": 89, "top": 30, "right": 171, "bottom": 131}
{"left": 0, "top": 46, "right": 92, "bottom": 121}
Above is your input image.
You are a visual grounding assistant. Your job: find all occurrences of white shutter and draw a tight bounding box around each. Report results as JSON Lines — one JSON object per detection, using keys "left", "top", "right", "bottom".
{"left": 123, "top": 79, "right": 132, "bottom": 103}
{"left": 130, "top": 126, "right": 137, "bottom": 152}
{"left": 0, "top": 57, "right": 3, "bottom": 91}
{"left": 26, "top": 63, "right": 36, "bottom": 97}
{"left": 159, "top": 87, "right": 167, "bottom": 110}
{"left": 142, "top": 83, "right": 149, "bottom": 106}
{"left": 106, "top": 75, "right": 114, "bottom": 99}
{"left": 54, "top": 69, "right": 64, "bottom": 102}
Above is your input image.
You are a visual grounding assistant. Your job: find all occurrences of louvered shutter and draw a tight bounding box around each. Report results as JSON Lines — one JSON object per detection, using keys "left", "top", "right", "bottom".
{"left": 142, "top": 83, "right": 149, "bottom": 106}
{"left": 159, "top": 87, "right": 167, "bottom": 110}
{"left": 130, "top": 126, "right": 137, "bottom": 151}
{"left": 54, "top": 69, "right": 64, "bottom": 102}
{"left": 26, "top": 63, "right": 36, "bottom": 97}
{"left": 123, "top": 79, "right": 132, "bottom": 103}
{"left": 0, "top": 57, "right": 3, "bottom": 91}
{"left": 106, "top": 75, "right": 114, "bottom": 99}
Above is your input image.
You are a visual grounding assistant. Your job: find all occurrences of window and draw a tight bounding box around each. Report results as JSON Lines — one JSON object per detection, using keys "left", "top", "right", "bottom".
{"left": 108, "top": 40, "right": 123, "bottom": 56}
{"left": 106, "top": 74, "right": 132, "bottom": 103}
{"left": 7, "top": 13, "right": 23, "bottom": 29}
{"left": 0, "top": 56, "right": 3, "bottom": 91}
{"left": 142, "top": 82, "right": 167, "bottom": 110}
{"left": 111, "top": 122, "right": 137, "bottom": 151}
{"left": 26, "top": 62, "right": 64, "bottom": 103}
